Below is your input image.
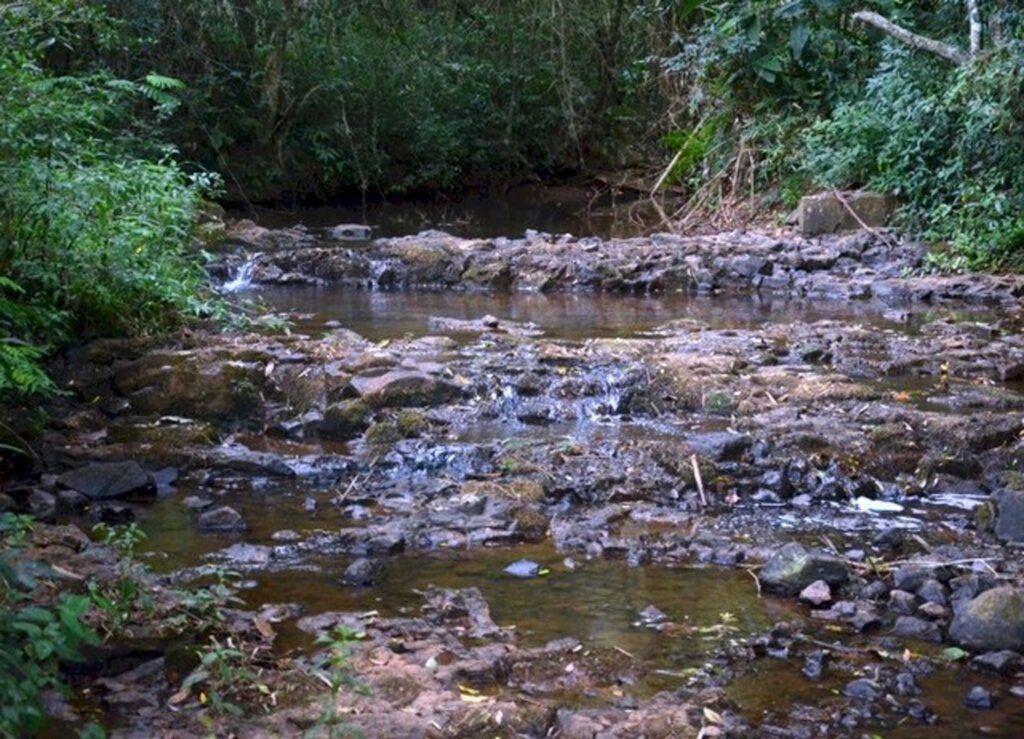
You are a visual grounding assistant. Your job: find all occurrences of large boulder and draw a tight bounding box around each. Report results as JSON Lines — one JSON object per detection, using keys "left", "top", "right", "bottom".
{"left": 951, "top": 587, "right": 1024, "bottom": 651}
{"left": 350, "top": 370, "right": 462, "bottom": 408}
{"left": 58, "top": 461, "right": 155, "bottom": 501}
{"left": 759, "top": 542, "right": 849, "bottom": 596}
{"left": 798, "top": 191, "right": 891, "bottom": 236}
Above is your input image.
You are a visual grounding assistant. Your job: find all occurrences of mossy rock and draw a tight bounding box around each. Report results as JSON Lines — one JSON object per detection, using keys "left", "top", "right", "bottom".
{"left": 395, "top": 410, "right": 429, "bottom": 438}
{"left": 321, "top": 399, "right": 372, "bottom": 440}
{"left": 365, "top": 421, "right": 401, "bottom": 447}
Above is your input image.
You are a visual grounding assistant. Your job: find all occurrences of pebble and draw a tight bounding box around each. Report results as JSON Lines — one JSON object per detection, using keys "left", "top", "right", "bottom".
{"left": 965, "top": 685, "right": 995, "bottom": 710}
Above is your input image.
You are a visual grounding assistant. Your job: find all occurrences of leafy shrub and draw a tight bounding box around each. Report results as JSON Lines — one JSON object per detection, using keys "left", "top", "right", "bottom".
{"left": 804, "top": 43, "right": 1024, "bottom": 269}
{"left": 0, "top": 3, "right": 220, "bottom": 397}
{"left": 0, "top": 514, "right": 99, "bottom": 736}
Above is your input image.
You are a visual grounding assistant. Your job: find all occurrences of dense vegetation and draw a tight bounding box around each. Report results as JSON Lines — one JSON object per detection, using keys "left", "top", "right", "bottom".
{"left": 2, "top": 0, "right": 1024, "bottom": 401}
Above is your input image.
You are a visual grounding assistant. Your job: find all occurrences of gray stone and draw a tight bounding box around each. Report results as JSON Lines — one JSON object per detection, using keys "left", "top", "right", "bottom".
{"left": 637, "top": 605, "right": 668, "bottom": 626}
{"left": 326, "top": 223, "right": 372, "bottom": 241}
{"left": 341, "top": 557, "right": 380, "bottom": 587}
{"left": 918, "top": 578, "right": 949, "bottom": 606}
{"left": 58, "top": 461, "right": 155, "bottom": 501}
{"left": 686, "top": 431, "right": 752, "bottom": 462}
{"left": 970, "top": 650, "right": 1023, "bottom": 676}
{"left": 56, "top": 489, "right": 88, "bottom": 512}
{"left": 993, "top": 489, "right": 1024, "bottom": 544}
{"left": 198, "top": 506, "right": 248, "bottom": 532}
{"left": 0, "top": 493, "right": 16, "bottom": 512}
{"left": 892, "top": 615, "right": 943, "bottom": 644}
{"left": 799, "top": 579, "right": 833, "bottom": 607}
{"left": 965, "top": 685, "right": 995, "bottom": 710}
{"left": 889, "top": 589, "right": 918, "bottom": 615}
{"left": 350, "top": 370, "right": 462, "bottom": 408}
{"left": 844, "top": 678, "right": 881, "bottom": 701}
{"left": 27, "top": 490, "right": 56, "bottom": 522}
{"left": 504, "top": 559, "right": 542, "bottom": 578}
{"left": 320, "top": 399, "right": 372, "bottom": 440}
{"left": 951, "top": 587, "right": 1024, "bottom": 651}
{"left": 798, "top": 191, "right": 891, "bottom": 236}
{"left": 759, "top": 542, "right": 849, "bottom": 596}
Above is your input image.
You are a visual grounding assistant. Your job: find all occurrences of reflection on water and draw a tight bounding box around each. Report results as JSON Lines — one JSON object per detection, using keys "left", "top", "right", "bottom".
{"left": 230, "top": 185, "right": 656, "bottom": 240}
{"left": 257, "top": 286, "right": 934, "bottom": 342}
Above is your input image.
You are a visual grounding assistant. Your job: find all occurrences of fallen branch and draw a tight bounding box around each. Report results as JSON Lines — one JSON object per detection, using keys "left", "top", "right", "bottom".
{"left": 852, "top": 11, "right": 969, "bottom": 65}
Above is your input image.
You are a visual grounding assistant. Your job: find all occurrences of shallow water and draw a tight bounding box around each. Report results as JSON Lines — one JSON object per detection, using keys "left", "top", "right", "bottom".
{"left": 230, "top": 184, "right": 656, "bottom": 240}
{"left": 255, "top": 285, "right": 957, "bottom": 342}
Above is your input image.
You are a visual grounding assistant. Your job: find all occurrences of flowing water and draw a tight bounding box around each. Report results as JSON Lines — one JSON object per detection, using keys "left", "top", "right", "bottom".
{"left": 117, "top": 198, "right": 1024, "bottom": 735}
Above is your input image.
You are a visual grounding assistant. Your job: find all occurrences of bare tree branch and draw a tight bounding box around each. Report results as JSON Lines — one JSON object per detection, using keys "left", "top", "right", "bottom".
{"left": 851, "top": 10, "right": 969, "bottom": 65}
{"left": 966, "top": 0, "right": 983, "bottom": 57}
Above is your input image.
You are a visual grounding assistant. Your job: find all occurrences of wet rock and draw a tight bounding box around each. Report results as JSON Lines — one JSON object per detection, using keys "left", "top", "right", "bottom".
{"left": 197, "top": 505, "right": 248, "bottom": 532}
{"left": 686, "top": 431, "right": 752, "bottom": 462}
{"left": 799, "top": 579, "right": 833, "bottom": 607}
{"left": 802, "top": 650, "right": 829, "bottom": 680}
{"left": 56, "top": 489, "right": 88, "bottom": 513}
{"left": 889, "top": 589, "right": 919, "bottom": 615}
{"left": 637, "top": 605, "right": 668, "bottom": 626}
{"left": 895, "top": 672, "right": 921, "bottom": 696}
{"left": 341, "top": 557, "right": 381, "bottom": 587}
{"left": 182, "top": 495, "right": 213, "bottom": 510}
{"left": 57, "top": 461, "right": 155, "bottom": 501}
{"left": 992, "top": 489, "right": 1024, "bottom": 543}
{"left": 0, "top": 493, "right": 15, "bottom": 512}
{"left": 892, "top": 616, "right": 943, "bottom": 644}
{"left": 327, "top": 223, "right": 371, "bottom": 241}
{"left": 27, "top": 490, "right": 56, "bottom": 522}
{"left": 759, "top": 542, "right": 849, "bottom": 596}
{"left": 350, "top": 369, "right": 462, "bottom": 408}
{"left": 893, "top": 563, "right": 950, "bottom": 592}
{"left": 320, "top": 399, "right": 372, "bottom": 440}
{"left": 504, "top": 559, "right": 542, "bottom": 578}
{"left": 917, "top": 602, "right": 950, "bottom": 620}
{"left": 951, "top": 587, "right": 1024, "bottom": 651}
{"left": 965, "top": 685, "right": 995, "bottom": 710}
{"left": 844, "top": 678, "right": 881, "bottom": 701}
{"left": 421, "top": 587, "right": 504, "bottom": 639}
{"left": 91, "top": 503, "right": 135, "bottom": 524}
{"left": 970, "top": 650, "right": 1023, "bottom": 676}
{"left": 918, "top": 579, "right": 949, "bottom": 606}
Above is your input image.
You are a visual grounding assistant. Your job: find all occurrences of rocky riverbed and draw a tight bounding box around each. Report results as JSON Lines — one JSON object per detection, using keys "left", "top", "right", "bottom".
{"left": 8, "top": 222, "right": 1024, "bottom": 737}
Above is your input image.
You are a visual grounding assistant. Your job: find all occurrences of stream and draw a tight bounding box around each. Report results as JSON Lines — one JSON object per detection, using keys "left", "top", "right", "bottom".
{"left": 38, "top": 200, "right": 1024, "bottom": 737}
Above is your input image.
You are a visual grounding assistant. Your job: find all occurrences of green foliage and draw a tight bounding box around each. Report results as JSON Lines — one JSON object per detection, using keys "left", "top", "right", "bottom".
{"left": 0, "top": 513, "right": 99, "bottom": 736}
{"left": 181, "top": 636, "right": 271, "bottom": 717}
{"left": 804, "top": 43, "right": 1024, "bottom": 269}
{"left": 0, "top": 1, "right": 222, "bottom": 397}
{"left": 166, "top": 568, "right": 245, "bottom": 636}
{"left": 87, "top": 523, "right": 152, "bottom": 636}
{"left": 306, "top": 625, "right": 367, "bottom": 739}
{"left": 101, "top": 0, "right": 659, "bottom": 199}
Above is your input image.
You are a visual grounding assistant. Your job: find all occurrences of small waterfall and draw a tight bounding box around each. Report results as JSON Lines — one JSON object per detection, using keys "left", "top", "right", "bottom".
{"left": 223, "top": 253, "right": 261, "bottom": 292}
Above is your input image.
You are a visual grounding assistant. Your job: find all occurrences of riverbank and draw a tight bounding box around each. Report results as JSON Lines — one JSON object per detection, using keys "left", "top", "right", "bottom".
{"left": 7, "top": 221, "right": 1024, "bottom": 737}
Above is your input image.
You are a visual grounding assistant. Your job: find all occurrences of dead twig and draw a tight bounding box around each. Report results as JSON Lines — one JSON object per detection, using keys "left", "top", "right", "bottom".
{"left": 690, "top": 453, "right": 707, "bottom": 507}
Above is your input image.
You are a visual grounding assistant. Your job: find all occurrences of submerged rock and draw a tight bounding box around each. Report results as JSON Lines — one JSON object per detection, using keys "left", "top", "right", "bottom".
{"left": 341, "top": 557, "right": 381, "bottom": 587}
{"left": 759, "top": 542, "right": 849, "bottom": 596}
{"left": 951, "top": 587, "right": 1024, "bottom": 652}
{"left": 58, "top": 461, "right": 155, "bottom": 501}
{"left": 197, "top": 505, "right": 248, "bottom": 532}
